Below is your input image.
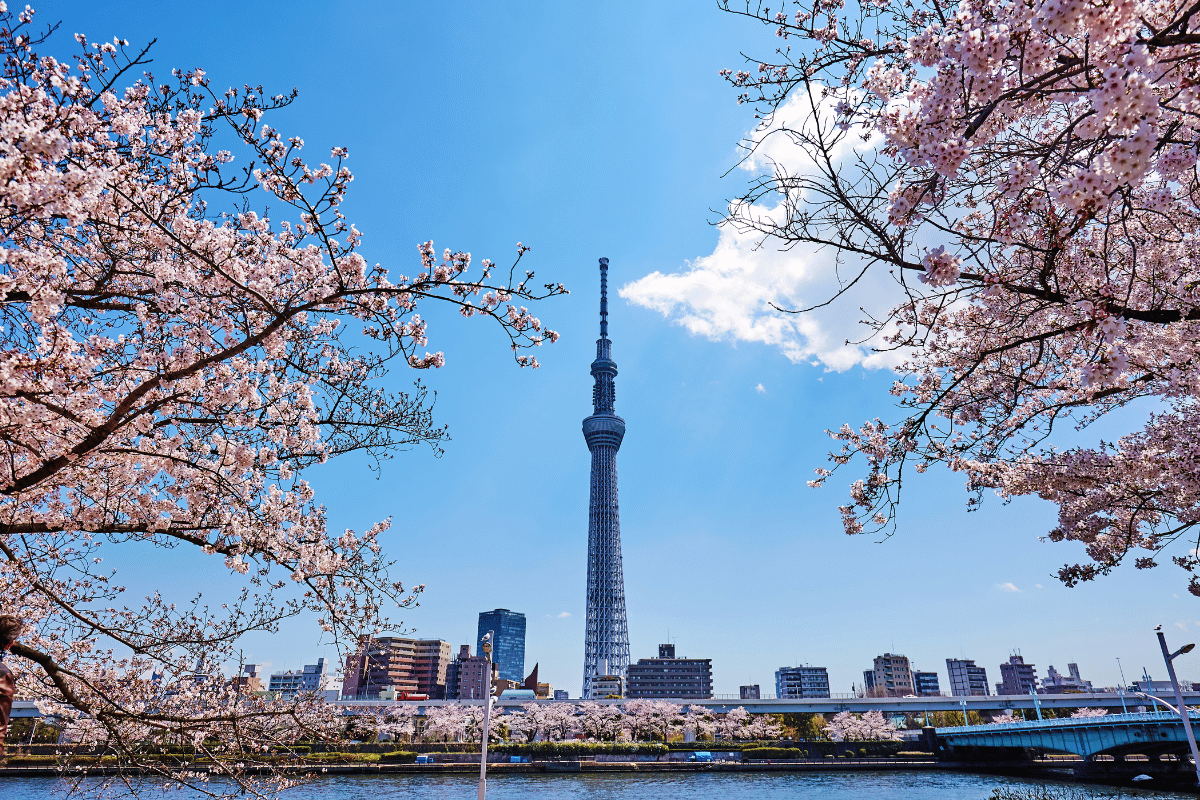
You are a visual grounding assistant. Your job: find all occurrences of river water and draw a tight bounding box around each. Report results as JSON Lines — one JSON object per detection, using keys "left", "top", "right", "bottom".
{"left": 2, "top": 772, "right": 1197, "bottom": 799}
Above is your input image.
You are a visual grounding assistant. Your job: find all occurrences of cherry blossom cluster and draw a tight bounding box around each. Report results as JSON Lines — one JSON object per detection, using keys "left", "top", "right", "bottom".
{"left": 720, "top": 0, "right": 1200, "bottom": 593}
{"left": 350, "top": 701, "right": 783, "bottom": 745}
{"left": 0, "top": 5, "right": 563, "bottom": 793}
{"left": 823, "top": 710, "right": 901, "bottom": 741}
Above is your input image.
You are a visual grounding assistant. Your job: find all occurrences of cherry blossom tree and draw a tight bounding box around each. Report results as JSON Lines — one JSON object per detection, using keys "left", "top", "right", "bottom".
{"left": 682, "top": 704, "right": 716, "bottom": 740}
{"left": 746, "top": 712, "right": 785, "bottom": 740}
{"left": 823, "top": 710, "right": 900, "bottom": 741}
{"left": 622, "top": 699, "right": 682, "bottom": 741}
{"left": 713, "top": 706, "right": 781, "bottom": 741}
{"left": 504, "top": 705, "right": 542, "bottom": 743}
{"left": 462, "top": 704, "right": 506, "bottom": 744}
{"left": 377, "top": 704, "right": 418, "bottom": 742}
{"left": 577, "top": 701, "right": 625, "bottom": 741}
{"left": 714, "top": 706, "right": 752, "bottom": 740}
{"left": 0, "top": 4, "right": 563, "bottom": 793}
{"left": 422, "top": 705, "right": 471, "bottom": 742}
{"left": 719, "top": 0, "right": 1200, "bottom": 593}
{"left": 540, "top": 702, "right": 580, "bottom": 741}
{"left": 1071, "top": 707, "right": 1108, "bottom": 718}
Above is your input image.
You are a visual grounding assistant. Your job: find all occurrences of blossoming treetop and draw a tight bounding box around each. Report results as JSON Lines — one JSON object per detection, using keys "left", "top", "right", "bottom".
{"left": 721, "top": 0, "right": 1200, "bottom": 593}
{"left": 0, "top": 4, "right": 562, "bottom": 792}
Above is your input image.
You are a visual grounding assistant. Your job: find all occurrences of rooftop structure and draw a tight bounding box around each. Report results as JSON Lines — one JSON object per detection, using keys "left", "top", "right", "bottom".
{"left": 1043, "top": 663, "right": 1093, "bottom": 693}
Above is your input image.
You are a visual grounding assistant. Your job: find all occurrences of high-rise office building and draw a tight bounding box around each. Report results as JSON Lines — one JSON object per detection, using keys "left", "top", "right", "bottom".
{"left": 477, "top": 609, "right": 526, "bottom": 683}
{"left": 776, "top": 666, "right": 831, "bottom": 698}
{"left": 946, "top": 658, "right": 990, "bottom": 696}
{"left": 997, "top": 654, "right": 1039, "bottom": 695}
{"left": 581, "top": 258, "right": 631, "bottom": 699}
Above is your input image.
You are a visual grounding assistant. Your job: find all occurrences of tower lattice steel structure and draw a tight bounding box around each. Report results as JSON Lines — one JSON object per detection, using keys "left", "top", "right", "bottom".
{"left": 581, "top": 257, "right": 630, "bottom": 699}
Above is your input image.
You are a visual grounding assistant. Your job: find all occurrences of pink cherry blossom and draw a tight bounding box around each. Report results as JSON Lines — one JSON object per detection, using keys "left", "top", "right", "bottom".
{"left": 720, "top": 0, "right": 1200, "bottom": 593}
{"left": 0, "top": 6, "right": 563, "bottom": 792}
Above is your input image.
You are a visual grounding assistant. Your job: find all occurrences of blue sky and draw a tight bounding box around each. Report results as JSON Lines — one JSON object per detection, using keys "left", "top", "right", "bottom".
{"left": 46, "top": 0, "right": 1200, "bottom": 697}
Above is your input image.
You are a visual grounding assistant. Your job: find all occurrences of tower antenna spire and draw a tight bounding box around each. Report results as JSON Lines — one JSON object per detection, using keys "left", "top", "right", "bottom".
{"left": 599, "top": 256, "right": 609, "bottom": 340}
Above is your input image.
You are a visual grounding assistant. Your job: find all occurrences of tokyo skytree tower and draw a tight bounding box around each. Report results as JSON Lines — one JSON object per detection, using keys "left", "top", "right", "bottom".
{"left": 581, "top": 257, "right": 630, "bottom": 699}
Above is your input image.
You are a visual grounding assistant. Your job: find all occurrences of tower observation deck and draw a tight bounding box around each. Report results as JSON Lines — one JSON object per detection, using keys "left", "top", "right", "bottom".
{"left": 581, "top": 257, "right": 630, "bottom": 699}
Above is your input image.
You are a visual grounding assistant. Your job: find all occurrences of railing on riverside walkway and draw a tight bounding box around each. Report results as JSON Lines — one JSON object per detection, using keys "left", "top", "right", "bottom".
{"left": 710, "top": 692, "right": 958, "bottom": 700}
{"left": 938, "top": 709, "right": 1200, "bottom": 735}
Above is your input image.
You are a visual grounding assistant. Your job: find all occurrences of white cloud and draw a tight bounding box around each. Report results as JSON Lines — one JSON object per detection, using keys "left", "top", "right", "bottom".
{"left": 997, "top": 582, "right": 1021, "bottom": 593}
{"left": 755, "top": 383, "right": 766, "bottom": 394}
{"left": 556, "top": 611, "right": 571, "bottom": 618}
{"left": 1034, "top": 583, "right": 1044, "bottom": 589}
{"left": 620, "top": 87, "right": 901, "bottom": 372}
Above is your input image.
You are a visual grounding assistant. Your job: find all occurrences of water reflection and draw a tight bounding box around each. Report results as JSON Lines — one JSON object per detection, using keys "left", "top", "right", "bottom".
{"left": 4, "top": 771, "right": 1195, "bottom": 799}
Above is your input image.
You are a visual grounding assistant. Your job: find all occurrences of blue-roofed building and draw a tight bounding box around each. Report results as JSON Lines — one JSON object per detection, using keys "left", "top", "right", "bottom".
{"left": 478, "top": 609, "right": 526, "bottom": 682}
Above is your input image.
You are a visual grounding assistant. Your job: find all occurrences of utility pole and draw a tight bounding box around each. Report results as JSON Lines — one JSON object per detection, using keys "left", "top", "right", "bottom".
{"left": 478, "top": 631, "right": 495, "bottom": 800}
{"left": 1156, "top": 625, "right": 1200, "bottom": 787}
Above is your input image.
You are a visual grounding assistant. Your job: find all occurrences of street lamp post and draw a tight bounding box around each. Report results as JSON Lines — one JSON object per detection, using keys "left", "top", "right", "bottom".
{"left": 1156, "top": 625, "right": 1200, "bottom": 787}
{"left": 478, "top": 631, "right": 495, "bottom": 800}
{"left": 1116, "top": 657, "right": 1129, "bottom": 714}
{"left": 1133, "top": 690, "right": 1180, "bottom": 716}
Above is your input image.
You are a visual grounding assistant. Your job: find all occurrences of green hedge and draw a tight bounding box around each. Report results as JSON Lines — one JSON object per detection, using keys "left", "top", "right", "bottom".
{"left": 272, "top": 745, "right": 311, "bottom": 755}
{"left": 743, "top": 747, "right": 805, "bottom": 760}
{"left": 665, "top": 741, "right": 796, "bottom": 752}
{"left": 301, "top": 752, "right": 380, "bottom": 763}
{"left": 493, "top": 742, "right": 669, "bottom": 758}
{"left": 379, "top": 751, "right": 418, "bottom": 763}
{"left": 5, "top": 755, "right": 64, "bottom": 765}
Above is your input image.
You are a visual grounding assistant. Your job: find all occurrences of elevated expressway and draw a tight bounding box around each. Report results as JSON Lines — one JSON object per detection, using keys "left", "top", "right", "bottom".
{"left": 337, "top": 691, "right": 1200, "bottom": 716}
{"left": 17, "top": 691, "right": 1193, "bottom": 723}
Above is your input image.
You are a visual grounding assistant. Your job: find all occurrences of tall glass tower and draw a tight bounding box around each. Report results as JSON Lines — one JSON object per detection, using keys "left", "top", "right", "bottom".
{"left": 477, "top": 609, "right": 525, "bottom": 682}
{"left": 581, "top": 257, "right": 630, "bottom": 699}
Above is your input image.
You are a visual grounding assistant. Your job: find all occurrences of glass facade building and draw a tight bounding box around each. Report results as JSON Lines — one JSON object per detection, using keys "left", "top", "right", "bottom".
{"left": 477, "top": 608, "right": 526, "bottom": 682}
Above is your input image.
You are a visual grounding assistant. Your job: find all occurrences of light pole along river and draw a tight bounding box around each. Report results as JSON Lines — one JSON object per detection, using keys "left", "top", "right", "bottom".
{"left": 478, "top": 630, "right": 495, "bottom": 800}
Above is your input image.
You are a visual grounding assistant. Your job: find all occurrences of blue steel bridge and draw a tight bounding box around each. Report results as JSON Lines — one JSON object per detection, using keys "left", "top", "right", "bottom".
{"left": 937, "top": 710, "right": 1200, "bottom": 763}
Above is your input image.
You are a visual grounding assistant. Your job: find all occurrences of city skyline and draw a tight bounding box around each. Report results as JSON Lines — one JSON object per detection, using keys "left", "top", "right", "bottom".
{"left": 49, "top": 0, "right": 1200, "bottom": 701}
